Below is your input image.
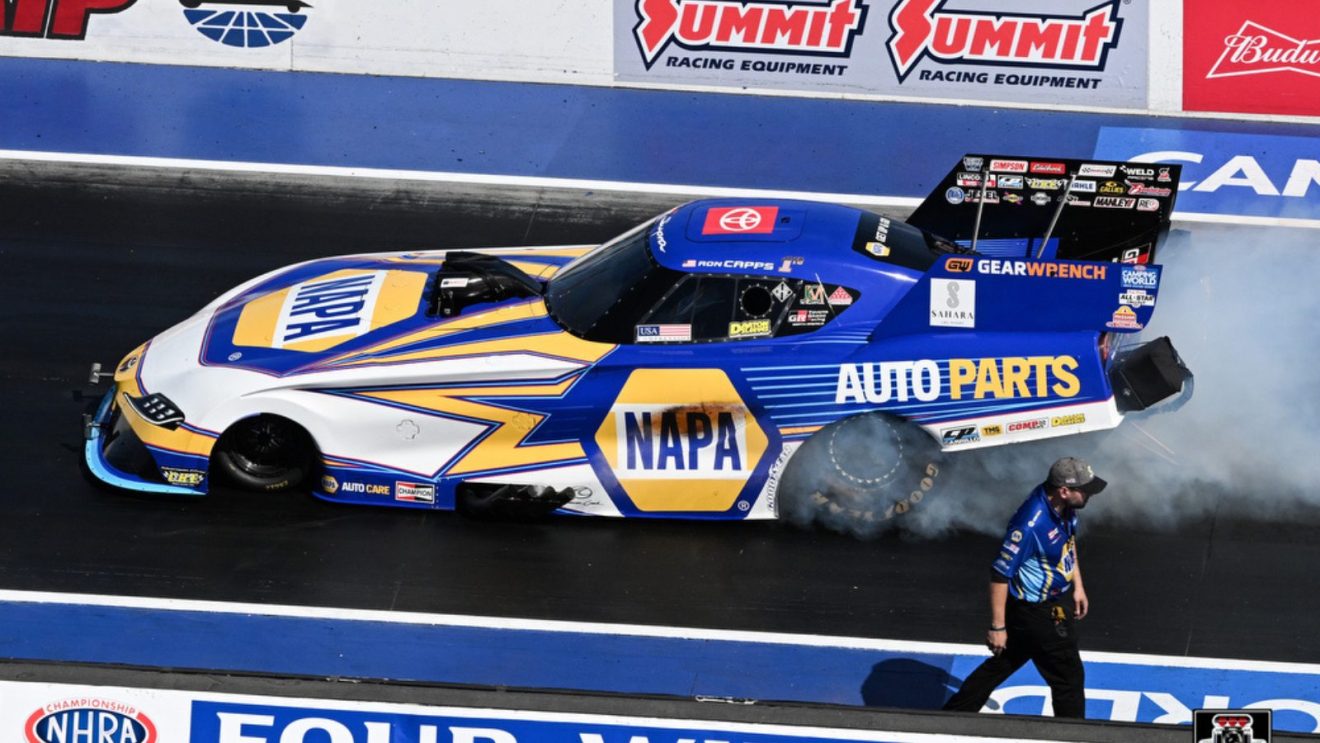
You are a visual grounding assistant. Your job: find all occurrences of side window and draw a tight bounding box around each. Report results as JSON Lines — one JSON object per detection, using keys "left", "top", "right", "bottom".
{"left": 636, "top": 276, "right": 858, "bottom": 343}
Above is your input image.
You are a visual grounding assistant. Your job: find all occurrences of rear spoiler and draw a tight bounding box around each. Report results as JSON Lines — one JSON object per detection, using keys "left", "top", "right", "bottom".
{"left": 907, "top": 155, "right": 1181, "bottom": 265}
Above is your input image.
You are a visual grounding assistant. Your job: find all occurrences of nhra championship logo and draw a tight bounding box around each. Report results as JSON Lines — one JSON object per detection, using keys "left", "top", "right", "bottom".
{"left": 886, "top": 0, "right": 1124, "bottom": 82}
{"left": 632, "top": 0, "right": 868, "bottom": 69}
{"left": 181, "top": 0, "right": 312, "bottom": 48}
{"left": 26, "top": 698, "right": 157, "bottom": 743}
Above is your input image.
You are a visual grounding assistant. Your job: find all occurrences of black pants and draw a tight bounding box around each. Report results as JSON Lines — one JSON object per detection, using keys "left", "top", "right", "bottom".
{"left": 942, "top": 594, "right": 1086, "bottom": 718}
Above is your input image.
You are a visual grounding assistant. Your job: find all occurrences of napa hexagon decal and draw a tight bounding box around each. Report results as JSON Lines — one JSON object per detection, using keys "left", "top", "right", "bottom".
{"left": 596, "top": 369, "right": 767, "bottom": 512}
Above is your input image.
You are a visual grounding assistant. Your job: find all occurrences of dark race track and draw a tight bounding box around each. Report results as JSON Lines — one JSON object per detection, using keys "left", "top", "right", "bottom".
{"left": 4, "top": 165, "right": 1319, "bottom": 665}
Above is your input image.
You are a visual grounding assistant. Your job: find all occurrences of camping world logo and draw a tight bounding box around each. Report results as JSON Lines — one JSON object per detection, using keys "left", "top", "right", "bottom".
{"left": 632, "top": 0, "right": 868, "bottom": 69}
{"left": 886, "top": 0, "right": 1124, "bottom": 82}
{"left": 181, "top": 0, "right": 311, "bottom": 48}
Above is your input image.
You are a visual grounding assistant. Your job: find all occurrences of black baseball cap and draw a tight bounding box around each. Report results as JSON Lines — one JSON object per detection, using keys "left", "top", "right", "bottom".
{"left": 1048, "top": 457, "right": 1107, "bottom": 495}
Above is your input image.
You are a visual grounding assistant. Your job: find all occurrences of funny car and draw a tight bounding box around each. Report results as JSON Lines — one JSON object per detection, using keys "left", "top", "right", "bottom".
{"left": 85, "top": 154, "right": 1191, "bottom": 524}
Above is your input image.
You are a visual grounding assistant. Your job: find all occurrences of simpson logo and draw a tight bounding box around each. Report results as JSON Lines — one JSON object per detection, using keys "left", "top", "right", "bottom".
{"left": 886, "top": 0, "right": 1124, "bottom": 82}
{"left": 2, "top": 0, "right": 135, "bottom": 39}
{"left": 989, "top": 159, "right": 1027, "bottom": 173}
{"left": 25, "top": 699, "right": 157, "bottom": 743}
{"left": 183, "top": 2, "right": 310, "bottom": 48}
{"left": 702, "top": 206, "right": 778, "bottom": 235}
{"left": 632, "top": 0, "right": 868, "bottom": 69}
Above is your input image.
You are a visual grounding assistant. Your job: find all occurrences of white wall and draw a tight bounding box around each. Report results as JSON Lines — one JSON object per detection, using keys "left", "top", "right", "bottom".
{"left": 0, "top": 0, "right": 1226, "bottom": 118}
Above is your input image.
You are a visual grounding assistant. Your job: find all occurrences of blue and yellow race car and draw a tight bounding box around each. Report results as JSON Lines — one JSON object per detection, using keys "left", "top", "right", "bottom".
{"left": 85, "top": 155, "right": 1190, "bottom": 524}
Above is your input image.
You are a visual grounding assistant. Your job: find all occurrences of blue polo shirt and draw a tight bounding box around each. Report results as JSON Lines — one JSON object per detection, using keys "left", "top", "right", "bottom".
{"left": 991, "top": 485, "right": 1078, "bottom": 602}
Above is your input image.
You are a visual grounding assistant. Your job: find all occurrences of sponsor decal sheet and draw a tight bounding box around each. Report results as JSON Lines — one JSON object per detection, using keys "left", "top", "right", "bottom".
{"left": 615, "top": 0, "right": 1150, "bottom": 108}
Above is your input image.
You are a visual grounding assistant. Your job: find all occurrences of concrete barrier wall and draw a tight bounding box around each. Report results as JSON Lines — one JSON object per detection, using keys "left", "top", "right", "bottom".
{"left": 0, "top": 0, "right": 1256, "bottom": 118}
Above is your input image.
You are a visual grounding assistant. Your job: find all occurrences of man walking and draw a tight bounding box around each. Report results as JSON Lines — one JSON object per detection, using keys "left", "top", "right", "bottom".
{"left": 942, "top": 457, "right": 1107, "bottom": 718}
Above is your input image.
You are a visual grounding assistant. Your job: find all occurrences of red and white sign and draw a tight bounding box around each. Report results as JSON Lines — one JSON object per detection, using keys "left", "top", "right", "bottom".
{"left": 1184, "top": 0, "right": 1320, "bottom": 116}
{"left": 886, "top": 0, "right": 1123, "bottom": 82}
{"left": 633, "top": 0, "right": 866, "bottom": 69}
{"left": 702, "top": 206, "right": 779, "bottom": 235}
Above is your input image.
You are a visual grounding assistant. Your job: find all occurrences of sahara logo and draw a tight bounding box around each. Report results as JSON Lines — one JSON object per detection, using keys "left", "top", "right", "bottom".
{"left": 181, "top": 0, "right": 311, "bottom": 48}
{"left": 596, "top": 369, "right": 767, "bottom": 512}
{"left": 886, "top": 0, "right": 1124, "bottom": 82}
{"left": 632, "top": 0, "right": 868, "bottom": 69}
{"left": 26, "top": 698, "right": 157, "bottom": 743}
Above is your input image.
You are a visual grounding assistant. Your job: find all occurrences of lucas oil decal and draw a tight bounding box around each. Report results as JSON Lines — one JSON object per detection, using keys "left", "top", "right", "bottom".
{"left": 835, "top": 357, "right": 1081, "bottom": 404}
{"left": 596, "top": 369, "right": 767, "bottom": 512}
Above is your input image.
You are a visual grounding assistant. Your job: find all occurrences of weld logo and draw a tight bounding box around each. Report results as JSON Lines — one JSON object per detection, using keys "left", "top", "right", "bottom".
{"left": 2, "top": 0, "right": 136, "bottom": 40}
{"left": 25, "top": 699, "right": 157, "bottom": 743}
{"left": 886, "top": 0, "right": 1124, "bottom": 82}
{"left": 183, "top": 1, "right": 311, "bottom": 49}
{"left": 633, "top": 0, "right": 868, "bottom": 69}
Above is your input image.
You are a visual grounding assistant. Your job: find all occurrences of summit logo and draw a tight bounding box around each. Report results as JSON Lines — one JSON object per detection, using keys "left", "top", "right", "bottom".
{"left": 886, "top": 0, "right": 1124, "bottom": 82}
{"left": 633, "top": 0, "right": 868, "bottom": 69}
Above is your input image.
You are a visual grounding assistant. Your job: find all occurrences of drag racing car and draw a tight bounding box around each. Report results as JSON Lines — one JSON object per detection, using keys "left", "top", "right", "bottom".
{"left": 85, "top": 154, "right": 1191, "bottom": 524}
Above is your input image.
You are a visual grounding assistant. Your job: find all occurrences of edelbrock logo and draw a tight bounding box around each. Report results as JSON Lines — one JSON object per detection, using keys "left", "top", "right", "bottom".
{"left": 886, "top": 0, "right": 1124, "bottom": 82}
{"left": 633, "top": 0, "right": 868, "bottom": 69}
{"left": 1208, "top": 20, "right": 1320, "bottom": 79}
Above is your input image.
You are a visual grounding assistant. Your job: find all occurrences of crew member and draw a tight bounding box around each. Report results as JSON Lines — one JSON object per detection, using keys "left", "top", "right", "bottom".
{"left": 942, "top": 457, "right": 1107, "bottom": 718}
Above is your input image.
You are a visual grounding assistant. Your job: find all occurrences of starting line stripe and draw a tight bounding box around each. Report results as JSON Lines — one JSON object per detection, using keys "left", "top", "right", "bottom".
{"left": 3, "top": 589, "right": 1318, "bottom": 678}
{"left": 4, "top": 149, "right": 1320, "bottom": 232}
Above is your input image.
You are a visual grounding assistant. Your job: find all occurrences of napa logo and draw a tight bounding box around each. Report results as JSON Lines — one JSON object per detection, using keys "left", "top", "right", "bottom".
{"left": 596, "top": 369, "right": 767, "bottom": 513}
{"left": 180, "top": 0, "right": 312, "bottom": 48}
{"left": 25, "top": 698, "right": 157, "bottom": 743}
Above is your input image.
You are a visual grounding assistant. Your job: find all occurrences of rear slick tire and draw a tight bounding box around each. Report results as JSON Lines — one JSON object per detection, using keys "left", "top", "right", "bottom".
{"left": 778, "top": 413, "right": 945, "bottom": 534}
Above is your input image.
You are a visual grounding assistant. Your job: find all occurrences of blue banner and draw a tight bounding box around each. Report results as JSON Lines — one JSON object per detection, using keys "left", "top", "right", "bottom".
{"left": 1094, "top": 126, "right": 1320, "bottom": 219}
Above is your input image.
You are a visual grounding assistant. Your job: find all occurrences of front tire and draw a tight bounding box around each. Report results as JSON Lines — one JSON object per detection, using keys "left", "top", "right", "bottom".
{"left": 778, "top": 413, "right": 944, "bottom": 533}
{"left": 214, "top": 415, "right": 315, "bottom": 492}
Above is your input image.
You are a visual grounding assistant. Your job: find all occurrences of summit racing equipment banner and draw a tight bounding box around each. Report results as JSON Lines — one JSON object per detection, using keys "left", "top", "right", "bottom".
{"left": 1183, "top": 0, "right": 1320, "bottom": 117}
{"left": 614, "top": 0, "right": 1149, "bottom": 109}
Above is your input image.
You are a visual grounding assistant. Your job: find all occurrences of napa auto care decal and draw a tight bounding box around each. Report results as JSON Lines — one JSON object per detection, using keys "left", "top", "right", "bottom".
{"left": 614, "top": 0, "right": 1149, "bottom": 108}
{"left": 0, "top": 0, "right": 135, "bottom": 40}
{"left": 1183, "top": 0, "right": 1320, "bottom": 116}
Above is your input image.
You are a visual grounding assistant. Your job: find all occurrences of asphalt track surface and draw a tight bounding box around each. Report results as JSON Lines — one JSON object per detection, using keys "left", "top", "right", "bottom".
{"left": 4, "top": 167, "right": 1320, "bottom": 666}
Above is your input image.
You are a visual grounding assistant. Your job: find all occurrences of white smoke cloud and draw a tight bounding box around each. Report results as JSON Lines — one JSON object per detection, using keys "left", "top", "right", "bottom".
{"left": 793, "top": 223, "right": 1320, "bottom": 539}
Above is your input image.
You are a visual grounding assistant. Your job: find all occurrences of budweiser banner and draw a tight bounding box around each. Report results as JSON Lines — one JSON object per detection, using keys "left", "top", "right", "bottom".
{"left": 1184, "top": 0, "right": 1320, "bottom": 116}
{"left": 614, "top": 0, "right": 1150, "bottom": 108}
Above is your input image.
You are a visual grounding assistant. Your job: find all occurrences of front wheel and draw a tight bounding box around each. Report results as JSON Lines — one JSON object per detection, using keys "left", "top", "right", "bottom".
{"left": 214, "top": 415, "right": 315, "bottom": 492}
{"left": 778, "top": 413, "right": 945, "bottom": 534}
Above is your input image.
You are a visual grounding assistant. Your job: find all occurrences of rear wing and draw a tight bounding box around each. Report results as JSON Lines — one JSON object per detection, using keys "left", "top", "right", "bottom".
{"left": 907, "top": 155, "right": 1181, "bottom": 265}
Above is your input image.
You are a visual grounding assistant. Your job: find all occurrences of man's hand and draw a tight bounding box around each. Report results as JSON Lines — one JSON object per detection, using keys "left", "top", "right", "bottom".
{"left": 1073, "top": 586, "right": 1089, "bottom": 620}
{"left": 986, "top": 628, "right": 1007, "bottom": 655}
